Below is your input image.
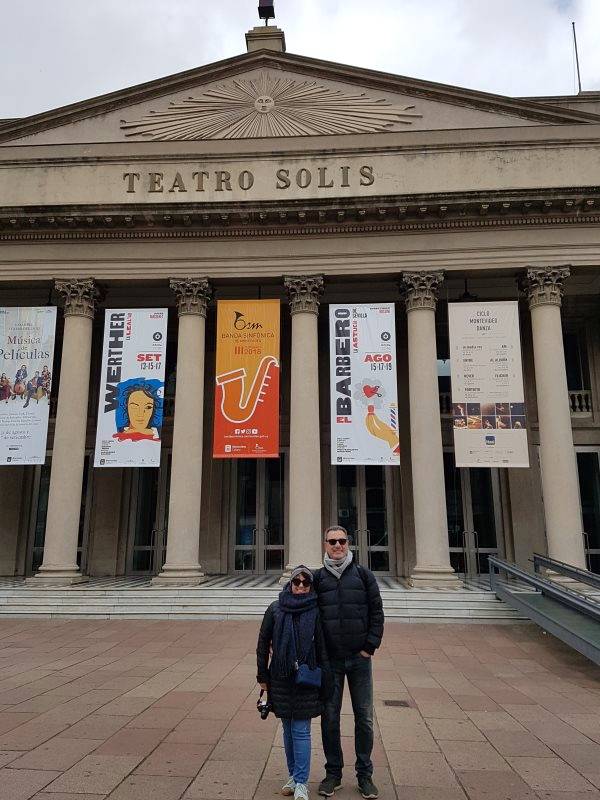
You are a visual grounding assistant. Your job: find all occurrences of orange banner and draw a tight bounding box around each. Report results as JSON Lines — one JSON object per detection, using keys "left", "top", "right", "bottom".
{"left": 213, "top": 300, "right": 280, "bottom": 458}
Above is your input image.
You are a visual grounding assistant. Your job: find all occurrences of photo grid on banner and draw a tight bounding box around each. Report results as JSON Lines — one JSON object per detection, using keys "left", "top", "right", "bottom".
{"left": 448, "top": 301, "right": 529, "bottom": 468}
{"left": 94, "top": 309, "right": 168, "bottom": 467}
{"left": 0, "top": 307, "right": 57, "bottom": 465}
{"left": 213, "top": 299, "right": 280, "bottom": 458}
{"left": 330, "top": 303, "right": 400, "bottom": 466}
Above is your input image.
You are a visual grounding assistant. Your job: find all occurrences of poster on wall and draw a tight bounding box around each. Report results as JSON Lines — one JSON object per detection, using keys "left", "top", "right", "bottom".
{"left": 330, "top": 303, "right": 400, "bottom": 466}
{"left": 94, "top": 309, "right": 168, "bottom": 468}
{"left": 449, "top": 301, "right": 529, "bottom": 468}
{"left": 0, "top": 307, "right": 57, "bottom": 465}
{"left": 213, "top": 299, "right": 280, "bottom": 458}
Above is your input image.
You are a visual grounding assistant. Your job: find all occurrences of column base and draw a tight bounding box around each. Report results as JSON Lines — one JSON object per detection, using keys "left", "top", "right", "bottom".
{"left": 408, "top": 565, "right": 463, "bottom": 589}
{"left": 26, "top": 569, "right": 89, "bottom": 586}
{"left": 152, "top": 565, "right": 205, "bottom": 587}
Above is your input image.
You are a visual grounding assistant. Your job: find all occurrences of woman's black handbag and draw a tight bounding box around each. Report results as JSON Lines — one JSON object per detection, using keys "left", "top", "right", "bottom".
{"left": 293, "top": 626, "right": 322, "bottom": 688}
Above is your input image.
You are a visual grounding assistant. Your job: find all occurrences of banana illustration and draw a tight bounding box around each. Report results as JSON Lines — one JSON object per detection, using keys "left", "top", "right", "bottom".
{"left": 365, "top": 404, "right": 400, "bottom": 454}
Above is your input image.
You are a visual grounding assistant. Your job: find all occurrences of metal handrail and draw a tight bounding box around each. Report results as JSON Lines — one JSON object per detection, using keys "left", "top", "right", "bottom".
{"left": 488, "top": 556, "right": 600, "bottom": 622}
{"left": 532, "top": 553, "right": 600, "bottom": 591}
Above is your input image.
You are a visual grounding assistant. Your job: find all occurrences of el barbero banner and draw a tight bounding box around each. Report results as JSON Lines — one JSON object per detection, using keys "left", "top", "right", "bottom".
{"left": 94, "top": 309, "right": 168, "bottom": 468}
{"left": 330, "top": 303, "right": 400, "bottom": 466}
{"left": 213, "top": 300, "right": 280, "bottom": 458}
{"left": 449, "top": 301, "right": 529, "bottom": 468}
{"left": 0, "top": 307, "right": 56, "bottom": 465}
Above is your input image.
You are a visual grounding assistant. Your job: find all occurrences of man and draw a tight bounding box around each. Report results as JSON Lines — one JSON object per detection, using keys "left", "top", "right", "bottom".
{"left": 313, "top": 525, "right": 384, "bottom": 800}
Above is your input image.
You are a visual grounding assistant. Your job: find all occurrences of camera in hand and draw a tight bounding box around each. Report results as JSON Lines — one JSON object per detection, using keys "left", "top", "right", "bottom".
{"left": 256, "top": 689, "right": 272, "bottom": 720}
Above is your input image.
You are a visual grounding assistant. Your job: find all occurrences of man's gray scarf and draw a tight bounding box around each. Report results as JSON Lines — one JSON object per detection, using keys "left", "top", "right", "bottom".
{"left": 324, "top": 549, "right": 354, "bottom": 580}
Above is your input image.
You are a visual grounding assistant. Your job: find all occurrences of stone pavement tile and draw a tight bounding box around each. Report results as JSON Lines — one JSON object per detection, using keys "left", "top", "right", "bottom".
{"left": 508, "top": 756, "right": 597, "bottom": 792}
{"left": 437, "top": 740, "right": 512, "bottom": 771}
{"left": 414, "top": 700, "right": 467, "bottom": 719}
{"left": 106, "top": 774, "right": 191, "bottom": 800}
{"left": 378, "top": 722, "right": 439, "bottom": 752}
{"left": 153, "top": 691, "right": 207, "bottom": 710}
{"left": 9, "top": 737, "right": 102, "bottom": 771}
{"left": 548, "top": 743, "right": 600, "bottom": 789}
{"left": 502, "top": 706, "right": 592, "bottom": 746}
{"left": 0, "top": 768, "right": 60, "bottom": 800}
{"left": 0, "top": 719, "right": 70, "bottom": 751}
{"left": 387, "top": 788, "right": 467, "bottom": 800}
{"left": 188, "top": 701, "right": 241, "bottom": 721}
{"left": 0, "top": 750, "right": 25, "bottom": 766}
{"left": 466, "top": 710, "right": 528, "bottom": 732}
{"left": 44, "top": 754, "right": 142, "bottom": 795}
{"left": 135, "top": 742, "right": 212, "bottom": 778}
{"left": 534, "top": 793, "right": 600, "bottom": 800}
{"left": 453, "top": 695, "right": 501, "bottom": 712}
{"left": 126, "top": 706, "right": 189, "bottom": 730}
{"left": 559, "top": 714, "right": 600, "bottom": 743}
{"left": 456, "top": 769, "right": 538, "bottom": 800}
{"left": 388, "top": 751, "right": 461, "bottom": 789}
{"left": 61, "top": 714, "right": 132, "bottom": 740}
{"left": 96, "top": 696, "right": 156, "bottom": 716}
{"left": 164, "top": 718, "right": 230, "bottom": 745}
{"left": 484, "top": 730, "right": 554, "bottom": 758}
{"left": 31, "top": 794, "right": 106, "bottom": 800}
{"left": 0, "top": 713, "right": 37, "bottom": 734}
{"left": 95, "top": 727, "right": 167, "bottom": 757}
{"left": 426, "top": 717, "right": 486, "bottom": 742}
{"left": 184, "top": 759, "right": 263, "bottom": 799}
{"left": 210, "top": 731, "right": 274, "bottom": 761}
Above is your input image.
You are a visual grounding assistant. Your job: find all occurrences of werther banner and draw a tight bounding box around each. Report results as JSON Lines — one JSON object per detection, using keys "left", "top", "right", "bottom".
{"left": 213, "top": 300, "right": 280, "bottom": 458}
{"left": 330, "top": 303, "right": 400, "bottom": 465}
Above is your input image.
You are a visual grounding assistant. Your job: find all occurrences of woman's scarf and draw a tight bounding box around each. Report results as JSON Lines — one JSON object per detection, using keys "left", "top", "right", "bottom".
{"left": 270, "top": 585, "right": 318, "bottom": 679}
{"left": 324, "top": 548, "right": 354, "bottom": 580}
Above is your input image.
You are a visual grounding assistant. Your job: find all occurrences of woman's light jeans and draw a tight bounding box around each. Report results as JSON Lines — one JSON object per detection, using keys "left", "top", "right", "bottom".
{"left": 282, "top": 718, "right": 311, "bottom": 784}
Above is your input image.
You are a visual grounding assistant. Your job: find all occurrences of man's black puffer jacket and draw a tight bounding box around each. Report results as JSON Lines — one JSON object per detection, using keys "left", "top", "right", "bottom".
{"left": 256, "top": 600, "right": 332, "bottom": 720}
{"left": 313, "top": 563, "right": 384, "bottom": 659}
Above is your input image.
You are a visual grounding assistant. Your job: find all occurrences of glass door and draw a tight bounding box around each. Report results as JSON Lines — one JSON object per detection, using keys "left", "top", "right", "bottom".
{"left": 444, "top": 452, "right": 503, "bottom": 577}
{"left": 127, "top": 452, "right": 171, "bottom": 575}
{"left": 232, "top": 457, "right": 285, "bottom": 574}
{"left": 333, "top": 465, "right": 394, "bottom": 574}
{"left": 576, "top": 449, "right": 600, "bottom": 572}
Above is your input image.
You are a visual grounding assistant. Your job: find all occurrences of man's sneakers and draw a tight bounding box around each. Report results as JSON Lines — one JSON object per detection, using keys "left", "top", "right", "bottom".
{"left": 281, "top": 777, "right": 296, "bottom": 796}
{"left": 294, "top": 784, "right": 309, "bottom": 800}
{"left": 318, "top": 776, "right": 342, "bottom": 797}
{"left": 357, "top": 777, "right": 379, "bottom": 799}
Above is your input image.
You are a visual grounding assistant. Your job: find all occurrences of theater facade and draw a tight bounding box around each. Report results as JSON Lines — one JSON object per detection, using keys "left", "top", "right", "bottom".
{"left": 1, "top": 24, "right": 600, "bottom": 586}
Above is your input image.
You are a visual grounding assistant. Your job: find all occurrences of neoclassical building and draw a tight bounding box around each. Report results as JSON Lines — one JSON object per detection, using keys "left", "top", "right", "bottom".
{"left": 1, "top": 23, "right": 600, "bottom": 586}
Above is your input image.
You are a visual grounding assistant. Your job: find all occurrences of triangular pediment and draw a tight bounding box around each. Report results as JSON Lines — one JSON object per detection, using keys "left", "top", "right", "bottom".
{"left": 2, "top": 50, "right": 599, "bottom": 146}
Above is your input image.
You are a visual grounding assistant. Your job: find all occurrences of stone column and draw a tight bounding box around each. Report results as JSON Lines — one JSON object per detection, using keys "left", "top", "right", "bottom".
{"left": 31, "top": 278, "right": 98, "bottom": 584}
{"left": 402, "top": 272, "right": 461, "bottom": 588}
{"left": 525, "top": 267, "right": 586, "bottom": 568}
{"left": 283, "top": 275, "right": 324, "bottom": 575}
{"left": 153, "top": 278, "right": 212, "bottom": 585}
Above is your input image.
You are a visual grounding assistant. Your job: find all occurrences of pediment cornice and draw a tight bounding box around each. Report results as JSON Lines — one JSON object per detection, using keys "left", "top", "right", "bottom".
{"left": 1, "top": 50, "right": 599, "bottom": 145}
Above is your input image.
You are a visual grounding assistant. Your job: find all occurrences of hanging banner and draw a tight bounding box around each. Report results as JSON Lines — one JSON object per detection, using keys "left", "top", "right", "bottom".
{"left": 330, "top": 303, "right": 400, "bottom": 465}
{"left": 449, "top": 301, "right": 529, "bottom": 468}
{"left": 0, "top": 307, "right": 56, "bottom": 465}
{"left": 94, "top": 309, "right": 167, "bottom": 467}
{"left": 213, "top": 299, "right": 280, "bottom": 458}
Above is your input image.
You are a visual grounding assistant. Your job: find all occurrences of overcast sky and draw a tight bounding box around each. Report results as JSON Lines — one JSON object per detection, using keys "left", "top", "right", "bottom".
{"left": 1, "top": 0, "right": 599, "bottom": 118}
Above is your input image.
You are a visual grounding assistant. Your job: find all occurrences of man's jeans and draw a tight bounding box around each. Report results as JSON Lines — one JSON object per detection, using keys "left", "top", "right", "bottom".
{"left": 282, "top": 718, "right": 311, "bottom": 784}
{"left": 321, "top": 653, "right": 373, "bottom": 780}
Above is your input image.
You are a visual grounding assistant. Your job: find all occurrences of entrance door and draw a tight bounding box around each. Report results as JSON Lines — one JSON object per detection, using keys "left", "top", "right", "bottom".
{"left": 333, "top": 465, "right": 394, "bottom": 574}
{"left": 231, "top": 457, "right": 285, "bottom": 574}
{"left": 127, "top": 452, "right": 171, "bottom": 575}
{"left": 575, "top": 449, "right": 600, "bottom": 573}
{"left": 444, "top": 452, "right": 504, "bottom": 577}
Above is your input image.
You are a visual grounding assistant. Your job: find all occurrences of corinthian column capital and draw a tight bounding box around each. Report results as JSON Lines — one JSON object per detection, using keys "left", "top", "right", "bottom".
{"left": 401, "top": 271, "right": 444, "bottom": 311}
{"left": 54, "top": 278, "right": 98, "bottom": 319}
{"left": 284, "top": 275, "right": 324, "bottom": 315}
{"left": 524, "top": 266, "right": 570, "bottom": 309}
{"left": 170, "top": 278, "right": 212, "bottom": 317}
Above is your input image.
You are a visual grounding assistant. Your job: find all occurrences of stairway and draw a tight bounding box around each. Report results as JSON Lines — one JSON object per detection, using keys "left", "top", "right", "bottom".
{"left": 0, "top": 576, "right": 525, "bottom": 622}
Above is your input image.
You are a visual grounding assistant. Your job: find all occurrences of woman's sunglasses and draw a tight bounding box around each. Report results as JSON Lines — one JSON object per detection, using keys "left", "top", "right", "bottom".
{"left": 292, "top": 578, "right": 312, "bottom": 587}
{"left": 326, "top": 538, "right": 348, "bottom": 546}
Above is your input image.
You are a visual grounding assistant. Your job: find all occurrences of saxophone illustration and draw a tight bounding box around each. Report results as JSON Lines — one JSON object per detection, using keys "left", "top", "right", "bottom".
{"left": 216, "top": 355, "right": 278, "bottom": 424}
{"left": 365, "top": 404, "right": 400, "bottom": 454}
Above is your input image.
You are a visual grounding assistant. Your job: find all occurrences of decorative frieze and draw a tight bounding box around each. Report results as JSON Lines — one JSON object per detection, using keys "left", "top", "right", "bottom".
{"left": 401, "top": 272, "right": 444, "bottom": 311}
{"left": 54, "top": 278, "right": 98, "bottom": 319}
{"left": 170, "top": 278, "right": 212, "bottom": 317}
{"left": 524, "top": 267, "right": 570, "bottom": 308}
{"left": 284, "top": 275, "right": 324, "bottom": 315}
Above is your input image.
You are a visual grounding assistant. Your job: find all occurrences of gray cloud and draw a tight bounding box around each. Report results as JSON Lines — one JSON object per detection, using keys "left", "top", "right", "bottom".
{"left": 1, "top": 0, "right": 599, "bottom": 118}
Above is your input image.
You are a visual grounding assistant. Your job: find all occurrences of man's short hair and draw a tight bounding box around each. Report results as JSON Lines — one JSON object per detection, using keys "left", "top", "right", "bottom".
{"left": 324, "top": 525, "right": 348, "bottom": 540}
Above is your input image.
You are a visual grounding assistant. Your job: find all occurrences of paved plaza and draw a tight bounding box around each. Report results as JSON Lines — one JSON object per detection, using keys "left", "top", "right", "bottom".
{"left": 0, "top": 619, "right": 596, "bottom": 799}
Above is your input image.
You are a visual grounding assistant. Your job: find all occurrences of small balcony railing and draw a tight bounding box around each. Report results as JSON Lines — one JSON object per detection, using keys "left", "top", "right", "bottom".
{"left": 569, "top": 389, "right": 593, "bottom": 416}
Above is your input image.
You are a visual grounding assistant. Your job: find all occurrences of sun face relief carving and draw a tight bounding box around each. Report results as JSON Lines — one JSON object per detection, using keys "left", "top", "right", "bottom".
{"left": 120, "top": 72, "right": 422, "bottom": 140}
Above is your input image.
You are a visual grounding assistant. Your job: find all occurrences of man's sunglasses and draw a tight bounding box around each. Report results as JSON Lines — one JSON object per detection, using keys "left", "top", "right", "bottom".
{"left": 292, "top": 578, "right": 312, "bottom": 587}
{"left": 326, "top": 538, "right": 348, "bottom": 546}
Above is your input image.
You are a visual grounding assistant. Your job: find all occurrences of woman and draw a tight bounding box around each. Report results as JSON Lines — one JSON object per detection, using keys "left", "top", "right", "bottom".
{"left": 257, "top": 566, "right": 331, "bottom": 800}
{"left": 0, "top": 374, "right": 11, "bottom": 402}
{"left": 113, "top": 384, "right": 161, "bottom": 442}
